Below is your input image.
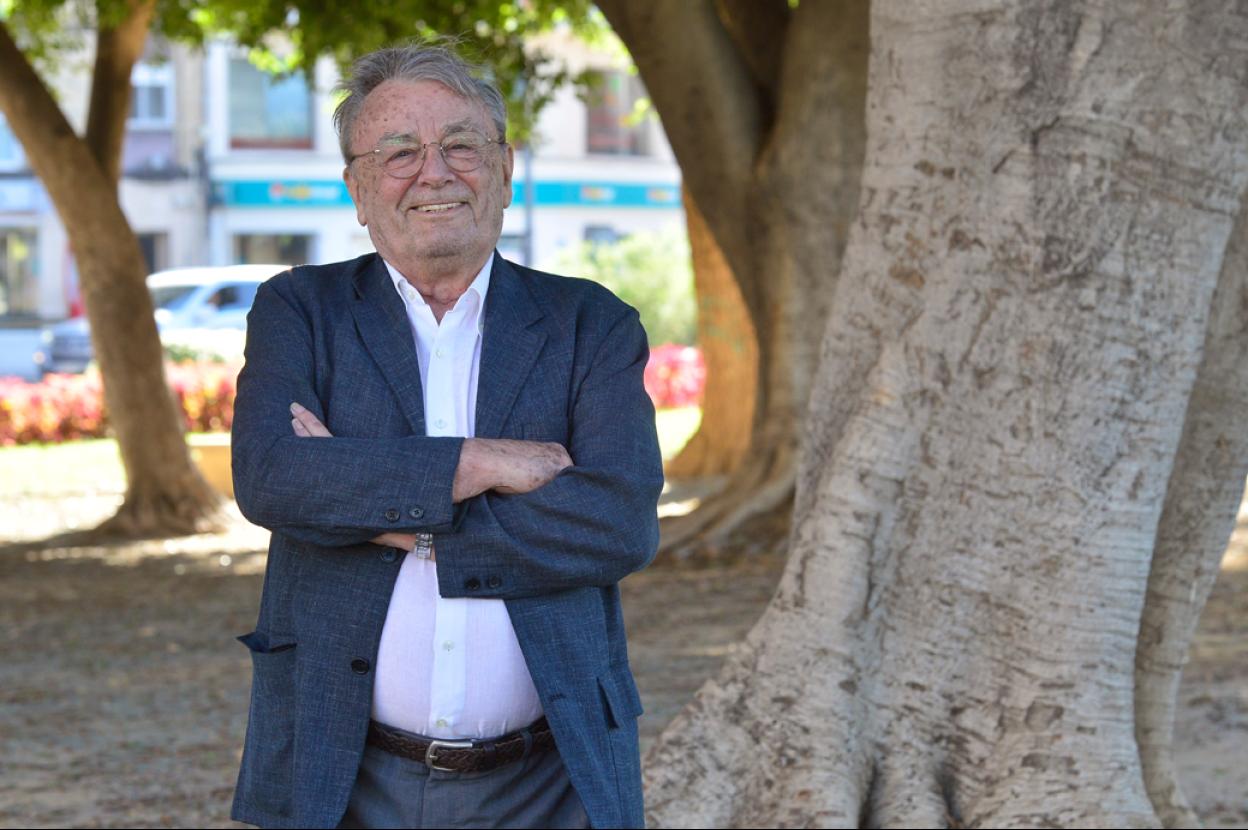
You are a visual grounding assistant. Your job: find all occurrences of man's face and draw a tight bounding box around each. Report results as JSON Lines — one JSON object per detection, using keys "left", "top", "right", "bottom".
{"left": 344, "top": 79, "right": 514, "bottom": 276}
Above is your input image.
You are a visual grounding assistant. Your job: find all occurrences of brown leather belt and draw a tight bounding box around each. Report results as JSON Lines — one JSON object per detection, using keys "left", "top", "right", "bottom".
{"left": 366, "top": 717, "right": 555, "bottom": 773}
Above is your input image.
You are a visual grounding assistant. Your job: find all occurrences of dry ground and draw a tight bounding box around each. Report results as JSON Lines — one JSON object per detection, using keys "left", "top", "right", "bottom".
{"left": 0, "top": 472, "right": 1244, "bottom": 828}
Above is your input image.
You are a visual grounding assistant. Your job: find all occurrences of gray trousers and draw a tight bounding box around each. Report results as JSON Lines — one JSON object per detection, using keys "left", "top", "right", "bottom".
{"left": 338, "top": 732, "right": 591, "bottom": 829}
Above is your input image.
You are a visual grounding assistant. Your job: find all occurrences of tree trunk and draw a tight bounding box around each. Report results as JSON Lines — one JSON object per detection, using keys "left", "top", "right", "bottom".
{"left": 1134, "top": 188, "right": 1248, "bottom": 828}
{"left": 0, "top": 7, "right": 227, "bottom": 537}
{"left": 643, "top": 2, "right": 1248, "bottom": 826}
{"left": 600, "top": 0, "right": 870, "bottom": 556}
{"left": 665, "top": 186, "right": 757, "bottom": 480}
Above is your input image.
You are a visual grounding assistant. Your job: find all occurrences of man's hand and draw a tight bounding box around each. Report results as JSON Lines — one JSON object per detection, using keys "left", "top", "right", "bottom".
{"left": 290, "top": 402, "right": 419, "bottom": 554}
{"left": 453, "top": 438, "right": 573, "bottom": 502}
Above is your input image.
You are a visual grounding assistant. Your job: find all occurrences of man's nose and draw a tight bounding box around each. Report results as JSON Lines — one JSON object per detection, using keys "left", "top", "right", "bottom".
{"left": 413, "top": 144, "right": 456, "bottom": 186}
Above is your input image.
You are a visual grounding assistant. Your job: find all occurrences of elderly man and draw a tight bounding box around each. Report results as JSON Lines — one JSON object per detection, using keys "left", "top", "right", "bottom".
{"left": 229, "top": 44, "right": 663, "bottom": 830}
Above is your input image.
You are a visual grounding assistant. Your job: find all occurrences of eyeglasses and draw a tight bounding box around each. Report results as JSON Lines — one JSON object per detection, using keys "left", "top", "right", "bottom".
{"left": 348, "top": 132, "right": 507, "bottom": 178}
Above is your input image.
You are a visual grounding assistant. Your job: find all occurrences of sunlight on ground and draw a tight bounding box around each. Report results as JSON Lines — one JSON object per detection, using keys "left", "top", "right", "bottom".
{"left": 655, "top": 406, "right": 701, "bottom": 460}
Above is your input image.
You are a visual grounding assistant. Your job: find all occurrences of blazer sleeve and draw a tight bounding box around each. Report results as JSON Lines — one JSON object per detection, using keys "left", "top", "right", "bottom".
{"left": 433, "top": 306, "right": 665, "bottom": 599}
{"left": 230, "top": 277, "right": 465, "bottom": 547}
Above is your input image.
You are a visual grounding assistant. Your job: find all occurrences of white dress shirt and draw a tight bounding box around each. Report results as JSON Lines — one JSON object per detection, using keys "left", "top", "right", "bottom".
{"left": 371, "top": 254, "right": 543, "bottom": 740}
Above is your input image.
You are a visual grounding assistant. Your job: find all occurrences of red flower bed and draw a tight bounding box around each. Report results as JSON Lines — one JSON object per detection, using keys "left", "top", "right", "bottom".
{"left": 645, "top": 344, "right": 705, "bottom": 410}
{"left": 0, "top": 346, "right": 705, "bottom": 446}
{"left": 0, "top": 362, "right": 241, "bottom": 446}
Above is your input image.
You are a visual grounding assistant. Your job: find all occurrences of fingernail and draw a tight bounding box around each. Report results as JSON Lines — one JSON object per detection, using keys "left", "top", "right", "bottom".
{"left": 290, "top": 402, "right": 303, "bottom": 414}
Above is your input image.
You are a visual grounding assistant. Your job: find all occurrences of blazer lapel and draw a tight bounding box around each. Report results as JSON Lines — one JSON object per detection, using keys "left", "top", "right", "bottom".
{"left": 350, "top": 256, "right": 427, "bottom": 435}
{"left": 475, "top": 256, "right": 546, "bottom": 439}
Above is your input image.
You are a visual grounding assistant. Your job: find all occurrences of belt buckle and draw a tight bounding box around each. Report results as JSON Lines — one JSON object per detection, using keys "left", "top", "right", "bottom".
{"left": 425, "top": 738, "right": 474, "bottom": 771}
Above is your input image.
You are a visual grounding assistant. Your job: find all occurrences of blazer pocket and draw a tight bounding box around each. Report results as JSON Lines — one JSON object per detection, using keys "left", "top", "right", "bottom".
{"left": 236, "top": 630, "right": 298, "bottom": 818}
{"left": 597, "top": 663, "right": 645, "bottom": 730}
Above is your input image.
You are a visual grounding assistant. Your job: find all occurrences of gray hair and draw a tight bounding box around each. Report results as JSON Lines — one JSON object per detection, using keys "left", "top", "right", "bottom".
{"left": 333, "top": 43, "right": 508, "bottom": 164}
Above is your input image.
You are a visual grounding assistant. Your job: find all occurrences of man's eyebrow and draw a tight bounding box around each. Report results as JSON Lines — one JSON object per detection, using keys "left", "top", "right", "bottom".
{"left": 378, "top": 131, "right": 419, "bottom": 146}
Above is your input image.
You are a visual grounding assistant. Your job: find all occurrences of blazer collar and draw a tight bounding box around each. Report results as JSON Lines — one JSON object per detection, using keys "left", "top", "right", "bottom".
{"left": 350, "top": 255, "right": 428, "bottom": 435}
{"left": 349, "top": 253, "right": 546, "bottom": 439}
{"left": 475, "top": 255, "right": 547, "bottom": 439}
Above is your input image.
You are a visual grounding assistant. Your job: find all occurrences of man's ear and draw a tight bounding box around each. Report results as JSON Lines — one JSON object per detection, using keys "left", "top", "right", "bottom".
{"left": 344, "top": 166, "right": 368, "bottom": 226}
{"left": 501, "top": 143, "right": 515, "bottom": 209}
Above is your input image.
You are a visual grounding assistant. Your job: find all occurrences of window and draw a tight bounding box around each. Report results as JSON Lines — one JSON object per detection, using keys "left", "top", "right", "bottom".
{"left": 234, "top": 233, "right": 311, "bottom": 265}
{"left": 128, "top": 63, "right": 174, "bottom": 129}
{"left": 136, "top": 232, "right": 169, "bottom": 273}
{"left": 229, "top": 58, "right": 313, "bottom": 149}
{"left": 584, "top": 225, "right": 622, "bottom": 245}
{"left": 586, "top": 72, "right": 649, "bottom": 156}
{"left": 207, "top": 283, "right": 259, "bottom": 311}
{"left": 0, "top": 114, "right": 25, "bottom": 171}
{"left": 0, "top": 229, "right": 39, "bottom": 318}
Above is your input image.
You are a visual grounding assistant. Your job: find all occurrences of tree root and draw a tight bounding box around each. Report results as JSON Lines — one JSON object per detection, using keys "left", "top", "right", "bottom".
{"left": 93, "top": 478, "right": 233, "bottom": 539}
{"left": 659, "top": 445, "right": 797, "bottom": 560}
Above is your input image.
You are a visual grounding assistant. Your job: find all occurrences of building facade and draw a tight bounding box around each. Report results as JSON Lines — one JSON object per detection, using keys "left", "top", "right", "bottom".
{"left": 0, "top": 36, "right": 684, "bottom": 378}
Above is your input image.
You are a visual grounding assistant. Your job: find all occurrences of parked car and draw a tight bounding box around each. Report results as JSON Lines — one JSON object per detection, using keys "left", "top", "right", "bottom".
{"left": 33, "top": 264, "right": 286, "bottom": 375}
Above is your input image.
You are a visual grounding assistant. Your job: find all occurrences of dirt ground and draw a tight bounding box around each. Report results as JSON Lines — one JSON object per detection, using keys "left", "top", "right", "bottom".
{"left": 0, "top": 480, "right": 1244, "bottom": 828}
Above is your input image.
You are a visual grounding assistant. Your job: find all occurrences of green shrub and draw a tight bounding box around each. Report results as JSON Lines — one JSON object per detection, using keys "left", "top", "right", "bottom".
{"left": 549, "top": 226, "right": 696, "bottom": 345}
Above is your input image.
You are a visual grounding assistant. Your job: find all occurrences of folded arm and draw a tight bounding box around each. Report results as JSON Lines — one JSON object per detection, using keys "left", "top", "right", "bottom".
{"left": 433, "top": 308, "right": 664, "bottom": 599}
{"left": 231, "top": 279, "right": 466, "bottom": 547}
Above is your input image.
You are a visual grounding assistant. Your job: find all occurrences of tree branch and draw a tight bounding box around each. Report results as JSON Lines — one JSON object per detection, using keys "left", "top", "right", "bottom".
{"left": 86, "top": 0, "right": 157, "bottom": 185}
{"left": 595, "top": 0, "right": 762, "bottom": 271}
{"left": 0, "top": 21, "right": 97, "bottom": 199}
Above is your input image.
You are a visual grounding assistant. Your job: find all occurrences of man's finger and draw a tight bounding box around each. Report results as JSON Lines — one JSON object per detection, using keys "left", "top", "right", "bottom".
{"left": 291, "top": 417, "right": 311, "bottom": 437}
{"left": 290, "top": 402, "right": 333, "bottom": 437}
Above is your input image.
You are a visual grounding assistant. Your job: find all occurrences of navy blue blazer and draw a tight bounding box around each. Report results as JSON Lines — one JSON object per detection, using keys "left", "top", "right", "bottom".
{"left": 229, "top": 253, "right": 663, "bottom": 829}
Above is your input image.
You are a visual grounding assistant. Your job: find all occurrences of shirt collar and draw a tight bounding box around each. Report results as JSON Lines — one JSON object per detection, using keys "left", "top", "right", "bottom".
{"left": 384, "top": 252, "right": 493, "bottom": 321}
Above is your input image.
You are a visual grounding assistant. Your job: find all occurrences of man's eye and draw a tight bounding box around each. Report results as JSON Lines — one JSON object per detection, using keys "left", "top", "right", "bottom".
{"left": 388, "top": 147, "right": 418, "bottom": 161}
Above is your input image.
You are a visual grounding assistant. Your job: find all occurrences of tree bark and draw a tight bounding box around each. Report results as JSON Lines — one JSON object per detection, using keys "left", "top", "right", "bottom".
{"left": 665, "top": 186, "right": 757, "bottom": 479}
{"left": 0, "top": 6, "right": 227, "bottom": 537}
{"left": 643, "top": 2, "right": 1248, "bottom": 826}
{"left": 599, "top": 0, "right": 870, "bottom": 555}
{"left": 1134, "top": 189, "right": 1248, "bottom": 828}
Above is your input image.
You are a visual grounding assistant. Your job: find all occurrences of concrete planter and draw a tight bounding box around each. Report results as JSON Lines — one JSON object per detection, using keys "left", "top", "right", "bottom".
{"left": 187, "top": 433, "right": 233, "bottom": 498}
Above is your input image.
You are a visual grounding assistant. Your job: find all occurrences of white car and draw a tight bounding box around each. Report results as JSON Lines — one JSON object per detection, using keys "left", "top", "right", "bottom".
{"left": 34, "top": 264, "right": 286, "bottom": 374}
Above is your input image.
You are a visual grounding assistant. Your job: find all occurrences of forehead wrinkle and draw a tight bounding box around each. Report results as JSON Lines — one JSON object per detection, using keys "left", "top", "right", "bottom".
{"left": 375, "top": 119, "right": 488, "bottom": 148}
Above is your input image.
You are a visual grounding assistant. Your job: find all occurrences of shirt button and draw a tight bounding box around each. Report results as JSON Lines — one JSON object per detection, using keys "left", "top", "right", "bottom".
{"left": 434, "top": 418, "right": 447, "bottom": 429}
{"left": 350, "top": 658, "right": 371, "bottom": 675}
{"left": 409, "top": 506, "right": 424, "bottom": 519}
{"left": 487, "top": 575, "right": 502, "bottom": 589}
{"left": 442, "top": 640, "right": 454, "bottom": 651}
{"left": 380, "top": 549, "right": 397, "bottom": 563}
{"left": 435, "top": 348, "right": 445, "bottom": 358}
{"left": 465, "top": 577, "right": 481, "bottom": 591}
{"left": 436, "top": 718, "right": 449, "bottom": 728}
{"left": 384, "top": 508, "right": 400, "bottom": 522}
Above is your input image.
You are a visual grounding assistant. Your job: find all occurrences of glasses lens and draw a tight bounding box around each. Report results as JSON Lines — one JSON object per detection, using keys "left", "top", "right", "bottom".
{"left": 382, "top": 144, "right": 424, "bottom": 176}
{"left": 442, "top": 134, "right": 486, "bottom": 172}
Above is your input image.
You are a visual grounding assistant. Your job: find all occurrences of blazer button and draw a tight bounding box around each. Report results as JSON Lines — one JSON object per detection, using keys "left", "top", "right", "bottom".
{"left": 350, "top": 658, "right": 371, "bottom": 675}
{"left": 465, "top": 577, "right": 481, "bottom": 591}
{"left": 380, "top": 548, "right": 397, "bottom": 563}
{"left": 384, "top": 508, "right": 400, "bottom": 522}
{"left": 409, "top": 506, "right": 425, "bottom": 519}
{"left": 487, "top": 575, "right": 502, "bottom": 589}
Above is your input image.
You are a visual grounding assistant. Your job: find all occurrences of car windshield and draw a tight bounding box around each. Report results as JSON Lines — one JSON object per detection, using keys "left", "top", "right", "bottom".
{"left": 149, "top": 285, "right": 198, "bottom": 311}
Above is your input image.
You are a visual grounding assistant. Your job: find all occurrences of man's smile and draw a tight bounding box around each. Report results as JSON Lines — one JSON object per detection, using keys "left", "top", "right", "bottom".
{"left": 411, "top": 201, "right": 466, "bottom": 214}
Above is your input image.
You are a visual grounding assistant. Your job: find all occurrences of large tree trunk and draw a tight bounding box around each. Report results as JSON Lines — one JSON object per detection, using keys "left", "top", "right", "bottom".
{"left": 599, "top": 0, "right": 869, "bottom": 555}
{"left": 642, "top": 2, "right": 1248, "bottom": 826}
{"left": 665, "top": 186, "right": 757, "bottom": 480}
{"left": 0, "top": 4, "right": 227, "bottom": 537}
